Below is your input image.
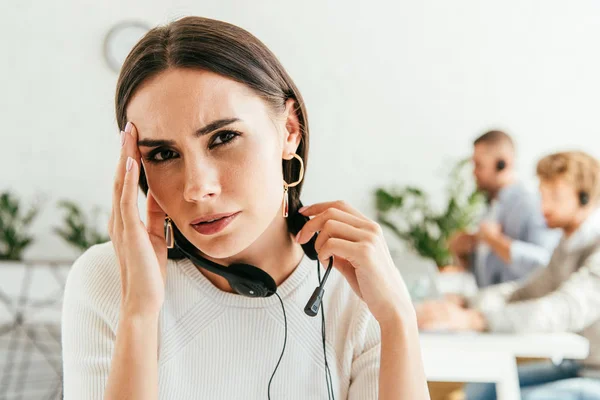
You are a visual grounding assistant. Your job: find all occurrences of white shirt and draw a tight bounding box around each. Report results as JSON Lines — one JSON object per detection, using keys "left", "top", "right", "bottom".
{"left": 61, "top": 242, "right": 381, "bottom": 399}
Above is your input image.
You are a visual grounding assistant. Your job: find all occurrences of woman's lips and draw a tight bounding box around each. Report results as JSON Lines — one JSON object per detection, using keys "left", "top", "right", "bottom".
{"left": 190, "top": 212, "right": 241, "bottom": 235}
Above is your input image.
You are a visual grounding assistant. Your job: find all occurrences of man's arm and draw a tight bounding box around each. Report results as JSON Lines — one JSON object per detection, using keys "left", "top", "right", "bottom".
{"left": 508, "top": 210, "right": 560, "bottom": 276}
{"left": 478, "top": 223, "right": 511, "bottom": 263}
{"left": 482, "top": 249, "right": 600, "bottom": 333}
{"left": 480, "top": 201, "right": 559, "bottom": 278}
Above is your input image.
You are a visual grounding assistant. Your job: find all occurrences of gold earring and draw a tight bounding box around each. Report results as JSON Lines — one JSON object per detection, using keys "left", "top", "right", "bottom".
{"left": 164, "top": 216, "right": 174, "bottom": 249}
{"left": 282, "top": 153, "right": 305, "bottom": 218}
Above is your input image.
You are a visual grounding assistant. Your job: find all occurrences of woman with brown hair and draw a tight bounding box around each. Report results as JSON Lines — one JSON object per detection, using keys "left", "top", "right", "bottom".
{"left": 61, "top": 16, "right": 428, "bottom": 399}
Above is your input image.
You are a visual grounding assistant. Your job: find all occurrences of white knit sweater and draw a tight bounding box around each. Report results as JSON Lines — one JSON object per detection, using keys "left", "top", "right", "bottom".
{"left": 61, "top": 242, "right": 381, "bottom": 399}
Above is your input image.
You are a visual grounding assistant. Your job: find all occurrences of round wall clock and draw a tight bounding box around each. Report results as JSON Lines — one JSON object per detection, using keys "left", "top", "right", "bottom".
{"left": 103, "top": 20, "right": 151, "bottom": 73}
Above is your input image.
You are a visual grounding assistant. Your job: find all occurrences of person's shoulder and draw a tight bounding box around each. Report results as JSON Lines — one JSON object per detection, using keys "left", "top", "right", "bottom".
{"left": 63, "top": 241, "right": 122, "bottom": 323}
{"left": 67, "top": 241, "right": 121, "bottom": 287}
{"left": 512, "top": 183, "right": 538, "bottom": 203}
{"left": 506, "top": 183, "right": 542, "bottom": 215}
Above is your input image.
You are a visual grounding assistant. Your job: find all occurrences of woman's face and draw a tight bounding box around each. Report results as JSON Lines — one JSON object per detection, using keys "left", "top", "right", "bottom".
{"left": 126, "top": 68, "right": 301, "bottom": 258}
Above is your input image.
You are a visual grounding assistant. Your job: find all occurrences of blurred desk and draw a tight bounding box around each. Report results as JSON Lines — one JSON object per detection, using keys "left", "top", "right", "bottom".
{"left": 420, "top": 332, "right": 589, "bottom": 400}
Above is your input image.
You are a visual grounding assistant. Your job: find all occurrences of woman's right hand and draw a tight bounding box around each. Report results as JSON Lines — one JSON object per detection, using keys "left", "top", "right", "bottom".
{"left": 108, "top": 122, "right": 168, "bottom": 317}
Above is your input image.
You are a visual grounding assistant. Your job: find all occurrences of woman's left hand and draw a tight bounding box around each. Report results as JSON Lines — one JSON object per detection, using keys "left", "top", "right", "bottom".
{"left": 296, "top": 201, "right": 415, "bottom": 326}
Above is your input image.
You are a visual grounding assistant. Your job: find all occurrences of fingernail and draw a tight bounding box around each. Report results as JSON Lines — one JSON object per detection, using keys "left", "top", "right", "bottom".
{"left": 126, "top": 157, "right": 134, "bottom": 172}
{"left": 124, "top": 122, "right": 133, "bottom": 133}
{"left": 298, "top": 206, "right": 307, "bottom": 213}
{"left": 295, "top": 232, "right": 301, "bottom": 242}
{"left": 120, "top": 131, "right": 125, "bottom": 147}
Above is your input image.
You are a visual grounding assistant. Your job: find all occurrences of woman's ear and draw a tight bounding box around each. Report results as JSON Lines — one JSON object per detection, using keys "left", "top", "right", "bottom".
{"left": 282, "top": 98, "right": 302, "bottom": 157}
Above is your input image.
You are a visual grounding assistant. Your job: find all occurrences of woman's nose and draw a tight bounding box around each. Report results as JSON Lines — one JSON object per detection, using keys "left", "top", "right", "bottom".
{"left": 182, "top": 164, "right": 221, "bottom": 203}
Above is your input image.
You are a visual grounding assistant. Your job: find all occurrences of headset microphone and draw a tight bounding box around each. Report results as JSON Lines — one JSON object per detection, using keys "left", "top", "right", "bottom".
{"left": 304, "top": 257, "right": 334, "bottom": 316}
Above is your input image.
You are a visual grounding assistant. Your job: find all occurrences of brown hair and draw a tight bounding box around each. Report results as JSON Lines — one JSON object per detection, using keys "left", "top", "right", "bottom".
{"left": 536, "top": 151, "right": 600, "bottom": 204}
{"left": 473, "top": 130, "right": 514, "bottom": 148}
{"left": 115, "top": 16, "right": 308, "bottom": 235}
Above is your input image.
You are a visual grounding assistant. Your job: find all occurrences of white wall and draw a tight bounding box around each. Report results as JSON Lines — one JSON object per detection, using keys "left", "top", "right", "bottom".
{"left": 2, "top": 0, "right": 600, "bottom": 261}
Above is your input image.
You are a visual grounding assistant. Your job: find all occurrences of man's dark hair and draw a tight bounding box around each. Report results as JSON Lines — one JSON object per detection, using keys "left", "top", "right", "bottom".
{"left": 473, "top": 130, "right": 514, "bottom": 148}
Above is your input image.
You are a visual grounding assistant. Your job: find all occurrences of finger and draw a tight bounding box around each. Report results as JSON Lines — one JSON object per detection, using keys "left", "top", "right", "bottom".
{"left": 120, "top": 156, "right": 141, "bottom": 229}
{"left": 112, "top": 122, "right": 134, "bottom": 234}
{"left": 297, "top": 207, "right": 374, "bottom": 244}
{"left": 318, "top": 237, "right": 369, "bottom": 269}
{"left": 146, "top": 190, "right": 168, "bottom": 283}
{"left": 299, "top": 200, "right": 366, "bottom": 219}
{"left": 313, "top": 219, "right": 368, "bottom": 254}
{"left": 120, "top": 123, "right": 142, "bottom": 230}
{"left": 146, "top": 189, "right": 166, "bottom": 239}
{"left": 331, "top": 256, "right": 361, "bottom": 296}
{"left": 126, "top": 121, "right": 141, "bottom": 162}
{"left": 108, "top": 208, "right": 114, "bottom": 236}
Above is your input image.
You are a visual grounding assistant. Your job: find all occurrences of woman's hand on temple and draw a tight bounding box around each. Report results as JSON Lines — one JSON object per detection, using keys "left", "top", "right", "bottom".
{"left": 296, "top": 201, "right": 415, "bottom": 326}
{"left": 108, "top": 122, "right": 169, "bottom": 317}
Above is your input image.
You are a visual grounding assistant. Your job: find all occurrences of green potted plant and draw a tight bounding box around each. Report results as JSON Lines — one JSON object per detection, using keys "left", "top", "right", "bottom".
{"left": 375, "top": 158, "right": 485, "bottom": 268}
{"left": 0, "top": 191, "right": 41, "bottom": 261}
{"left": 54, "top": 200, "right": 110, "bottom": 252}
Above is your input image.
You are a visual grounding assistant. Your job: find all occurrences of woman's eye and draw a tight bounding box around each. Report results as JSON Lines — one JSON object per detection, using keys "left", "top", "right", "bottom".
{"left": 211, "top": 131, "right": 239, "bottom": 147}
{"left": 145, "top": 131, "right": 239, "bottom": 164}
{"left": 150, "top": 149, "right": 177, "bottom": 163}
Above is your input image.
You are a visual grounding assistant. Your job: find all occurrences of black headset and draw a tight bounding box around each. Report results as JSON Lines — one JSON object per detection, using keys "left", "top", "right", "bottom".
{"left": 167, "top": 207, "right": 333, "bottom": 316}
{"left": 496, "top": 159, "right": 506, "bottom": 172}
{"left": 579, "top": 191, "right": 590, "bottom": 206}
{"left": 165, "top": 203, "right": 336, "bottom": 399}
{"left": 495, "top": 159, "right": 590, "bottom": 206}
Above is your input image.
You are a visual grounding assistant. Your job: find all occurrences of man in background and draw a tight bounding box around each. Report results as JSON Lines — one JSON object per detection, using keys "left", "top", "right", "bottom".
{"left": 449, "top": 130, "right": 559, "bottom": 287}
{"left": 418, "top": 151, "right": 600, "bottom": 399}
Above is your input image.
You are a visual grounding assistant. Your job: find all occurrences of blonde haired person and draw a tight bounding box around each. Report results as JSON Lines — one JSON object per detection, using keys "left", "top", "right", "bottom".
{"left": 418, "top": 151, "right": 600, "bottom": 400}
{"left": 60, "top": 16, "right": 429, "bottom": 400}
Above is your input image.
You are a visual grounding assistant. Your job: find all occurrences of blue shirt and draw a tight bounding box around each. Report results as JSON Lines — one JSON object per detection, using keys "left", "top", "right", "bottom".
{"left": 471, "top": 182, "right": 561, "bottom": 287}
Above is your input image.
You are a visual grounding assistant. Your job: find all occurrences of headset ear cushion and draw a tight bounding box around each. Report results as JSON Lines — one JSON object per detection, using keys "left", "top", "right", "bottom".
{"left": 227, "top": 264, "right": 277, "bottom": 297}
{"left": 289, "top": 205, "right": 319, "bottom": 260}
{"left": 579, "top": 191, "right": 590, "bottom": 206}
{"left": 496, "top": 159, "right": 506, "bottom": 171}
{"left": 301, "top": 234, "right": 319, "bottom": 261}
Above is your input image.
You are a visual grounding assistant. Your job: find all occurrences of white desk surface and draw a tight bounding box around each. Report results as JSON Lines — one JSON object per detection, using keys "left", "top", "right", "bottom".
{"left": 420, "top": 331, "right": 590, "bottom": 360}
{"left": 420, "top": 331, "right": 590, "bottom": 400}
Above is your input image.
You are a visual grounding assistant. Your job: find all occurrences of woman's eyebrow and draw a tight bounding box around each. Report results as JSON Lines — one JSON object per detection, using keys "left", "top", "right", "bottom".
{"left": 196, "top": 118, "right": 239, "bottom": 136}
{"left": 137, "top": 118, "right": 240, "bottom": 147}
